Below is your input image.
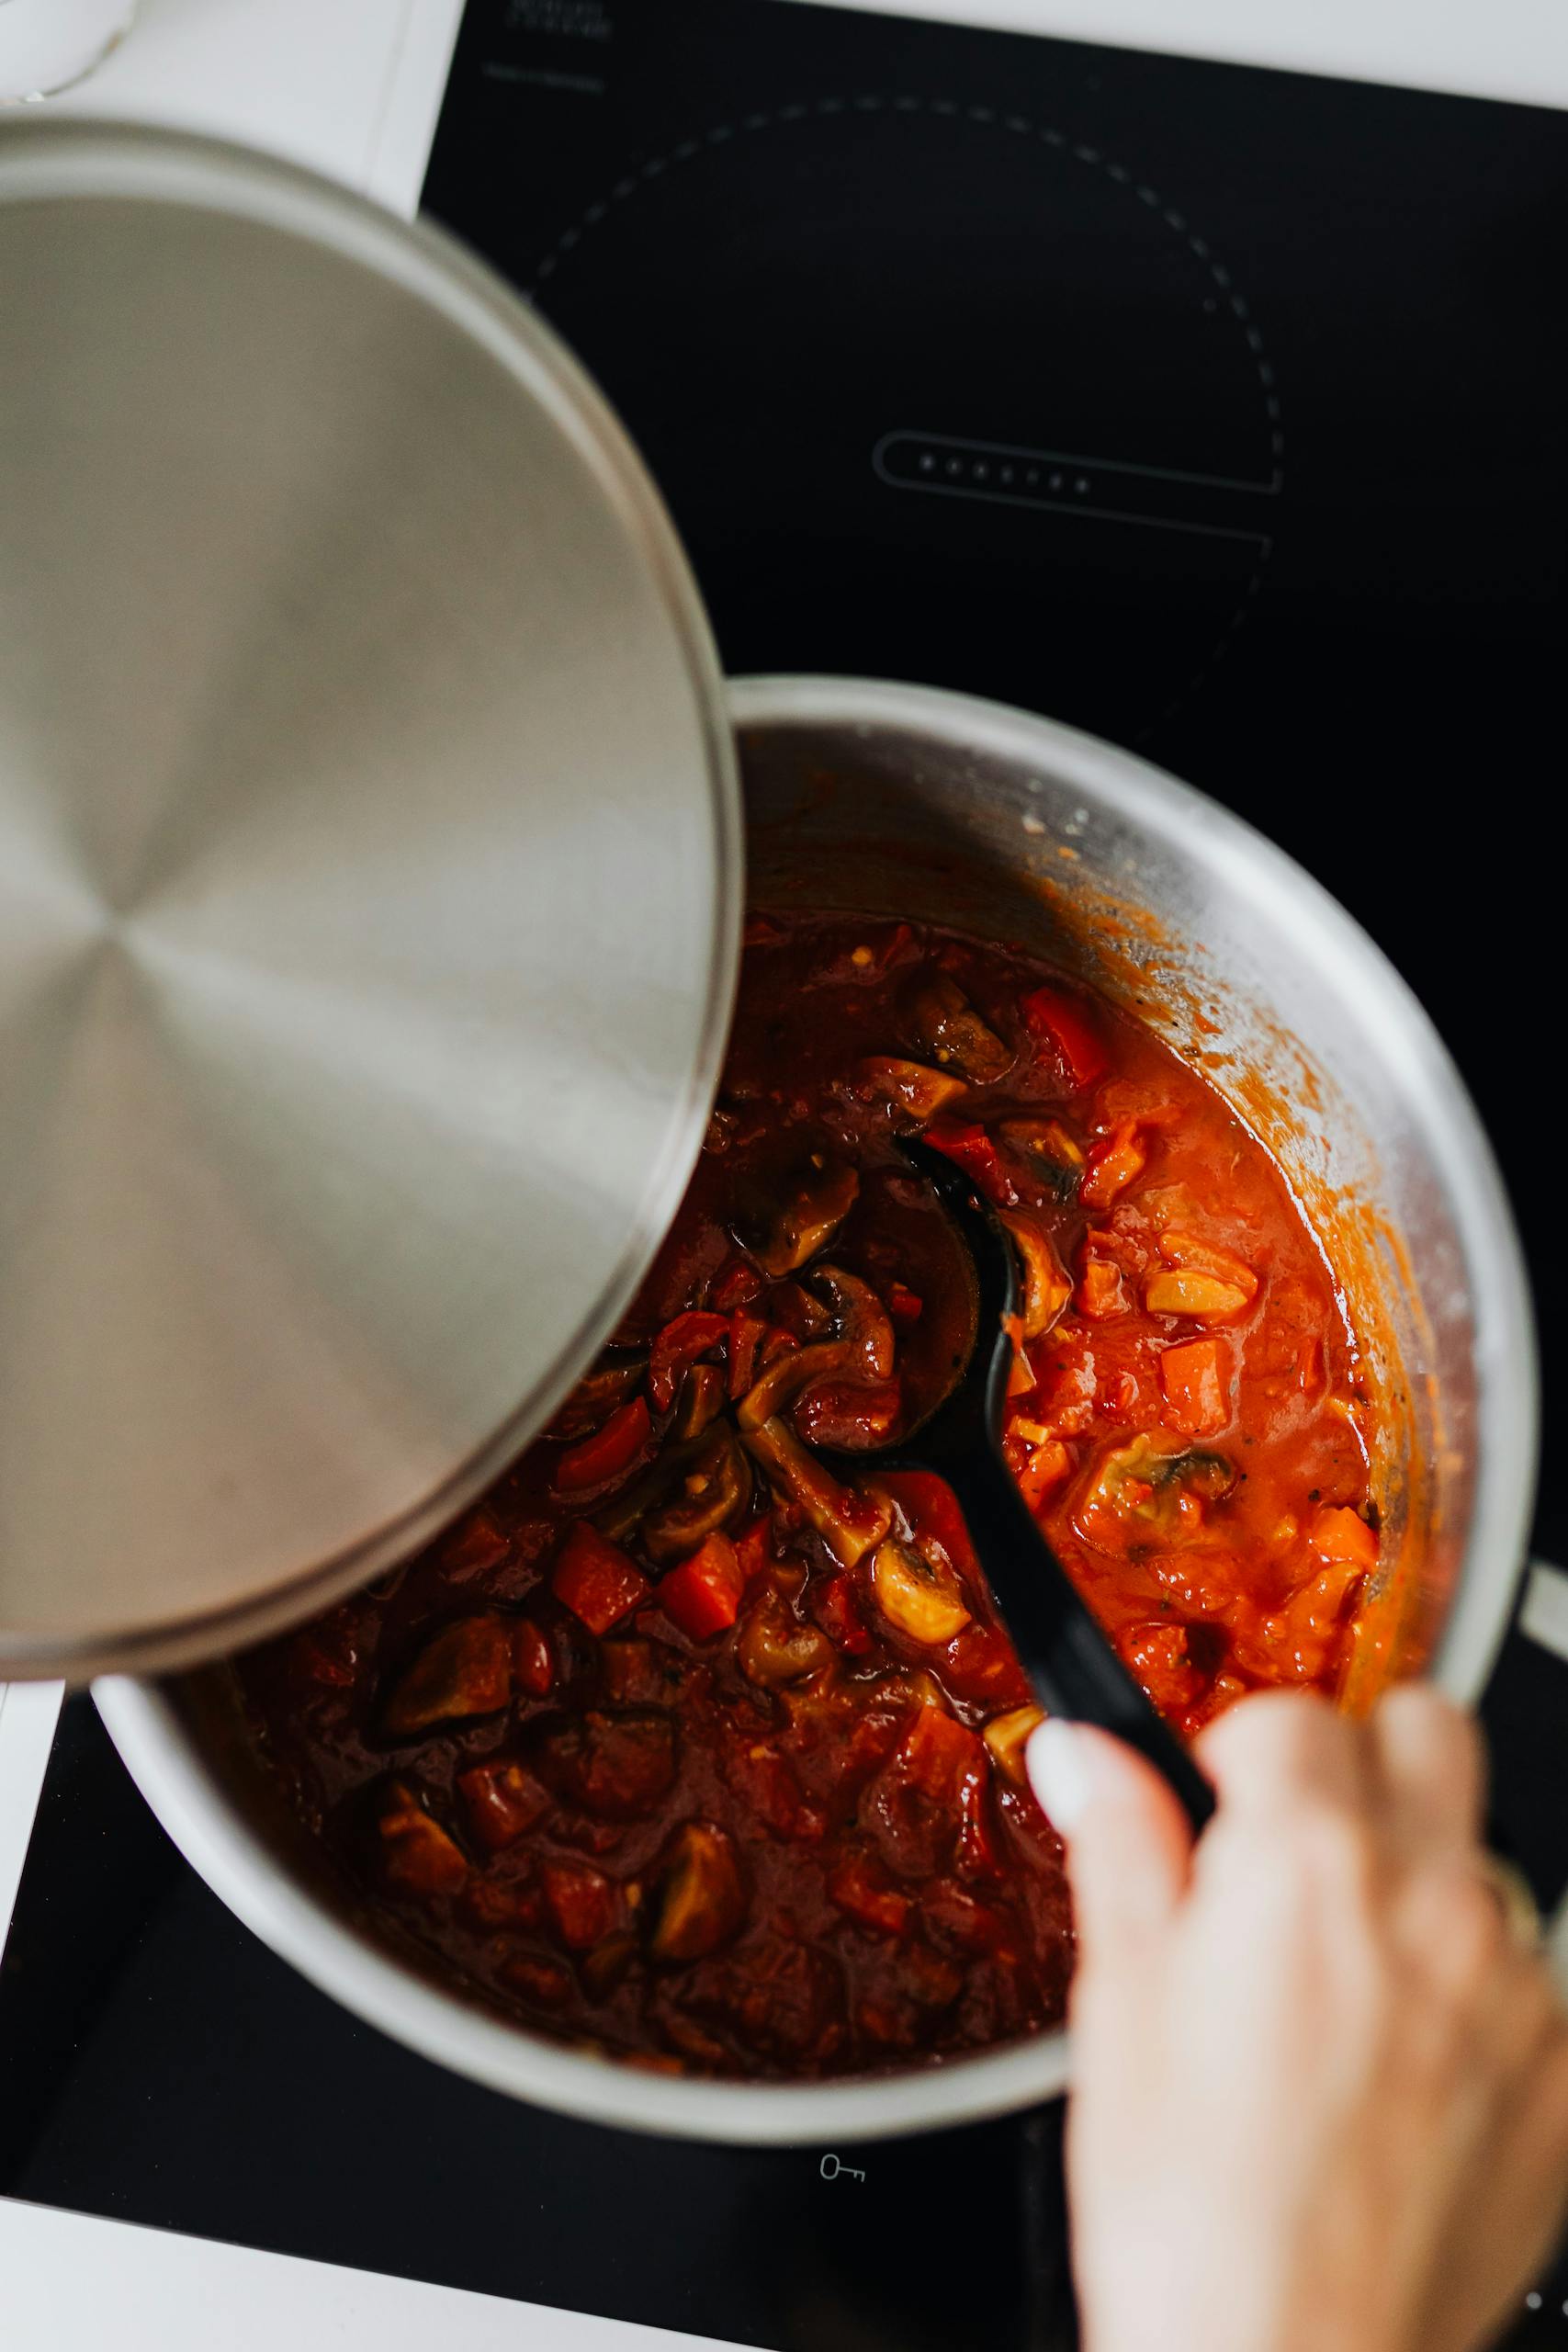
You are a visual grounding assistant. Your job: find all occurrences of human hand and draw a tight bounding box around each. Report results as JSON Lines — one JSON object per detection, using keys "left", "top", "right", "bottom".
{"left": 1028, "top": 1687, "right": 1568, "bottom": 2352}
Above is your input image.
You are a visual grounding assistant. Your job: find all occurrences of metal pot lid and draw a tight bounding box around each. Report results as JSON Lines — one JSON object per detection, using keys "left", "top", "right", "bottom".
{"left": 0, "top": 124, "right": 740, "bottom": 1679}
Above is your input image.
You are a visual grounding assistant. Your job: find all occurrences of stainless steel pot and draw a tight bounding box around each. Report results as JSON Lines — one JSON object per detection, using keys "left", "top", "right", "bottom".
{"left": 99, "top": 673, "right": 1540, "bottom": 2145}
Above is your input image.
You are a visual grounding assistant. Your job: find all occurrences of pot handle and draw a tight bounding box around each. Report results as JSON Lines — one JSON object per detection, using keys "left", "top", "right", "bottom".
{"left": 1514, "top": 1560, "right": 1568, "bottom": 1994}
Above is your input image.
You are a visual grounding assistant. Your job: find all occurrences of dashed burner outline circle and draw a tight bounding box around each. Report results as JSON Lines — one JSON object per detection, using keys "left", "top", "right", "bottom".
{"left": 529, "top": 95, "right": 1284, "bottom": 741}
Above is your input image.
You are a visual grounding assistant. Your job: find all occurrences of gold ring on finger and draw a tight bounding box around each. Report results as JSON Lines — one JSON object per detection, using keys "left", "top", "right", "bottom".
{"left": 1478, "top": 1854, "right": 1544, "bottom": 1952}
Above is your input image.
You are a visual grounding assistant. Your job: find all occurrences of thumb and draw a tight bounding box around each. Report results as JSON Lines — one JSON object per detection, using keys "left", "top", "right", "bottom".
{"left": 1027, "top": 1718, "right": 1194, "bottom": 1965}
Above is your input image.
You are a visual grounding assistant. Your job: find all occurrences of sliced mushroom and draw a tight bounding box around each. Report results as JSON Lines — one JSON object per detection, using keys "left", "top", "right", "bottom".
{"left": 908, "top": 972, "right": 1013, "bottom": 1083}
{"left": 382, "top": 1615, "right": 513, "bottom": 1735}
{"left": 593, "top": 1432, "right": 703, "bottom": 1544}
{"left": 735, "top": 1339, "right": 852, "bottom": 1433}
{"left": 457, "top": 1758, "right": 551, "bottom": 1852}
{"left": 641, "top": 1423, "right": 751, "bottom": 1564}
{"left": 1148, "top": 1251, "right": 1256, "bottom": 1324}
{"left": 581, "top": 1933, "right": 639, "bottom": 2000}
{"left": 998, "top": 1211, "right": 1073, "bottom": 1340}
{"left": 742, "top": 1417, "right": 891, "bottom": 1567}
{"left": 853, "top": 1056, "right": 968, "bottom": 1125}
{"left": 738, "top": 1588, "right": 834, "bottom": 1688}
{"left": 674, "top": 1362, "right": 727, "bottom": 1439}
{"left": 773, "top": 1280, "right": 833, "bottom": 1339}
{"left": 545, "top": 1353, "right": 647, "bottom": 1441}
{"left": 982, "top": 1704, "right": 1045, "bottom": 1785}
{"left": 649, "top": 1821, "right": 747, "bottom": 1962}
{"left": 794, "top": 1379, "right": 902, "bottom": 1451}
{"left": 747, "top": 1156, "right": 860, "bottom": 1276}
{"left": 997, "top": 1117, "right": 1084, "bottom": 1204}
{"left": 870, "top": 1535, "right": 972, "bottom": 1646}
{"left": 737, "top": 1264, "right": 898, "bottom": 1432}
{"left": 376, "top": 1781, "right": 467, "bottom": 1896}
{"left": 1145, "top": 1270, "right": 1254, "bottom": 1321}
{"left": 1073, "top": 1430, "right": 1237, "bottom": 1555}
{"left": 813, "top": 1264, "right": 896, "bottom": 1380}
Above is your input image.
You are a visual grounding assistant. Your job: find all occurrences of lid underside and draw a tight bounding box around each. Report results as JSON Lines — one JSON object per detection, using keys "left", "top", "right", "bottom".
{"left": 0, "top": 125, "right": 739, "bottom": 1678}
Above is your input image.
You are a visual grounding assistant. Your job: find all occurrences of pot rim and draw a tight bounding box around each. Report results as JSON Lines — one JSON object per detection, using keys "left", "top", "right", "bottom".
{"left": 729, "top": 673, "right": 1540, "bottom": 1711}
{"left": 97, "top": 673, "right": 1538, "bottom": 2145}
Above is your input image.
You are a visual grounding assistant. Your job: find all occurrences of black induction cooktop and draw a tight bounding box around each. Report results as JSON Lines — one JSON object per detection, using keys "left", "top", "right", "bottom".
{"left": 3, "top": 6, "right": 1567, "bottom": 2346}
{"left": 424, "top": 0, "right": 1568, "bottom": 1574}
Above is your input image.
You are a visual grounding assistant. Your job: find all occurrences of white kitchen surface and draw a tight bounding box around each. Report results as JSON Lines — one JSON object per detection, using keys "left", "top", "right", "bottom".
{"left": 0, "top": 2196, "right": 718, "bottom": 2352}
{"left": 42, "top": 0, "right": 1568, "bottom": 221}
{"left": 6, "top": 0, "right": 1568, "bottom": 2340}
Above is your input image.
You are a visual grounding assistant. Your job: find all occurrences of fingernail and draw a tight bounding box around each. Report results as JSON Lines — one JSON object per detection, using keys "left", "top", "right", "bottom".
{"left": 1028, "top": 1718, "right": 1091, "bottom": 1831}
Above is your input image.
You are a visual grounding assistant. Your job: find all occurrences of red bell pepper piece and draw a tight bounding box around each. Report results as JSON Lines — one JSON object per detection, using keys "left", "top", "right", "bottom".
{"left": 512, "top": 1618, "right": 555, "bottom": 1698}
{"left": 1020, "top": 986, "right": 1109, "bottom": 1091}
{"left": 707, "top": 1255, "right": 764, "bottom": 1312}
{"left": 552, "top": 1396, "right": 650, "bottom": 1492}
{"left": 732, "top": 1519, "right": 775, "bottom": 1588}
{"left": 647, "top": 1311, "right": 729, "bottom": 1412}
{"left": 885, "top": 1281, "right": 924, "bottom": 1326}
{"left": 922, "top": 1121, "right": 1020, "bottom": 1207}
{"left": 658, "top": 1531, "right": 745, "bottom": 1640}
{"left": 728, "top": 1309, "right": 767, "bottom": 1398}
{"left": 551, "top": 1523, "right": 650, "bottom": 1634}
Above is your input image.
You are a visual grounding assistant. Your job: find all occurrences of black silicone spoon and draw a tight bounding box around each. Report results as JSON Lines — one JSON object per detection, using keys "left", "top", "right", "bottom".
{"left": 874, "top": 1136, "right": 1215, "bottom": 1832}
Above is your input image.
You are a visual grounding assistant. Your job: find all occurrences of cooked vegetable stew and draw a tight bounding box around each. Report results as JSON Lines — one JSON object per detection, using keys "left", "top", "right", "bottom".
{"left": 238, "top": 914, "right": 1378, "bottom": 2079}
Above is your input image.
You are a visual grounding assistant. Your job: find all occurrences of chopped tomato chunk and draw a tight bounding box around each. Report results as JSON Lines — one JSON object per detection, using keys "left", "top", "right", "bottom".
{"left": 1307, "top": 1503, "right": 1379, "bottom": 1570}
{"left": 551, "top": 1523, "right": 651, "bottom": 1634}
{"left": 828, "top": 1848, "right": 911, "bottom": 1937}
{"left": 1079, "top": 1120, "right": 1146, "bottom": 1209}
{"left": 1076, "top": 1254, "right": 1127, "bottom": 1319}
{"left": 1012, "top": 1435, "right": 1073, "bottom": 1514}
{"left": 809, "top": 1568, "right": 874, "bottom": 1656}
{"left": 1158, "top": 1336, "right": 1231, "bottom": 1438}
{"left": 1120, "top": 1620, "right": 1208, "bottom": 1713}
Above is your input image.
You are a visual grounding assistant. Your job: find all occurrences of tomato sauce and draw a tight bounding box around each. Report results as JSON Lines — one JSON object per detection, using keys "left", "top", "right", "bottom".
{"left": 236, "top": 913, "right": 1377, "bottom": 2079}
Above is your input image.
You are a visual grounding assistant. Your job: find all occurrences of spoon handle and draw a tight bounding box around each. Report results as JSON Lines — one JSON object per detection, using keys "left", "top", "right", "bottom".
{"left": 941, "top": 1442, "right": 1216, "bottom": 1833}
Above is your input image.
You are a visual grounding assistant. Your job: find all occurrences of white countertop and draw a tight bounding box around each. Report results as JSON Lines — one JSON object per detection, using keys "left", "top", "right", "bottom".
{"left": 45, "top": 0, "right": 1568, "bottom": 233}
{"left": 40, "top": 0, "right": 457, "bottom": 212}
